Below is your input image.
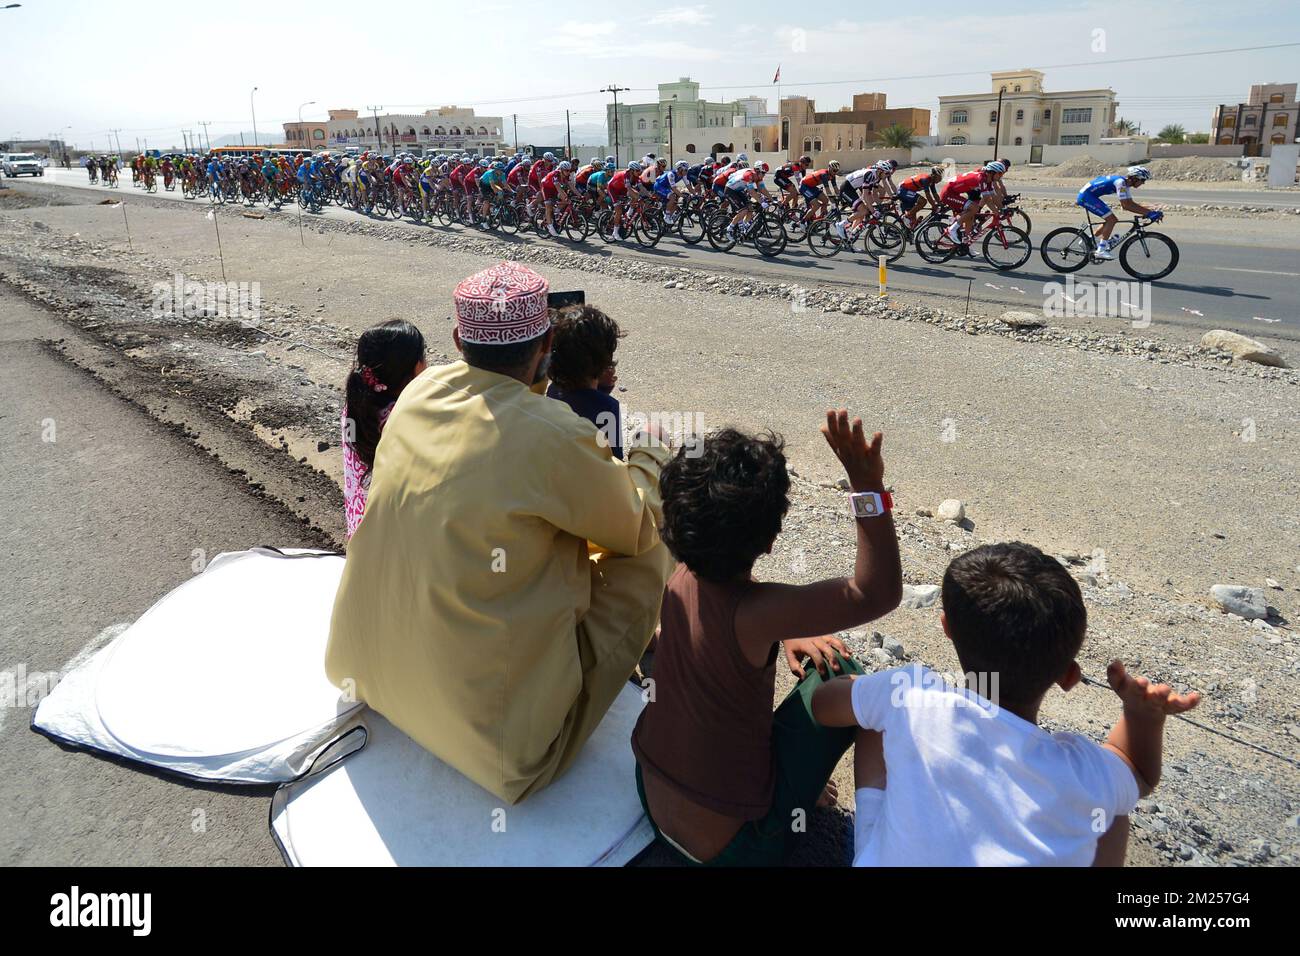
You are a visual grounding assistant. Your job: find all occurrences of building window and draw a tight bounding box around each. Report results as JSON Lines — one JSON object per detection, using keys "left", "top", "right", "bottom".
{"left": 950, "top": 109, "right": 968, "bottom": 124}
{"left": 1219, "top": 135, "right": 1233, "bottom": 144}
{"left": 1014, "top": 85, "right": 1022, "bottom": 92}
{"left": 435, "top": 127, "right": 445, "bottom": 135}
{"left": 1062, "top": 108, "right": 1092, "bottom": 124}
{"left": 989, "top": 111, "right": 998, "bottom": 124}
{"left": 450, "top": 126, "right": 461, "bottom": 135}
{"left": 1270, "top": 93, "right": 1284, "bottom": 103}
{"left": 987, "top": 137, "right": 995, "bottom": 145}
{"left": 781, "top": 118, "right": 789, "bottom": 150}
{"left": 950, "top": 135, "right": 966, "bottom": 145}
{"left": 686, "top": 143, "right": 695, "bottom": 153}
{"left": 867, "top": 121, "right": 874, "bottom": 131}
{"left": 837, "top": 137, "right": 842, "bottom": 150}
{"left": 1272, "top": 133, "right": 1287, "bottom": 143}
{"left": 1274, "top": 113, "right": 1289, "bottom": 126}
{"left": 652, "top": 120, "right": 659, "bottom": 130}
{"left": 1014, "top": 137, "right": 1023, "bottom": 145}
{"left": 1043, "top": 109, "right": 1051, "bottom": 120}
{"left": 1222, "top": 116, "right": 1235, "bottom": 128}
{"left": 637, "top": 119, "right": 646, "bottom": 130}
{"left": 314, "top": 130, "right": 324, "bottom": 140}
{"left": 754, "top": 141, "right": 761, "bottom": 151}
{"left": 421, "top": 127, "right": 431, "bottom": 135}
{"left": 1245, "top": 115, "right": 1257, "bottom": 126}
{"left": 803, "top": 139, "right": 812, "bottom": 152}
{"left": 1015, "top": 109, "right": 1024, "bottom": 123}
{"left": 1061, "top": 134, "right": 1090, "bottom": 145}
{"left": 479, "top": 126, "right": 488, "bottom": 135}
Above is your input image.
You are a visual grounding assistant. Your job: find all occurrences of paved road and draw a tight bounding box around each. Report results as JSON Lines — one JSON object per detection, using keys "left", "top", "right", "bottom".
{"left": 27, "top": 168, "right": 1300, "bottom": 341}
{"left": 1015, "top": 183, "right": 1300, "bottom": 210}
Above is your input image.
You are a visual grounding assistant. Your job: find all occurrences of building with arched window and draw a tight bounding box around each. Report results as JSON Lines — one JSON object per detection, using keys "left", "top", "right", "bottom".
{"left": 1213, "top": 83, "right": 1297, "bottom": 150}
{"left": 939, "top": 69, "right": 1118, "bottom": 147}
{"left": 308, "top": 106, "right": 507, "bottom": 155}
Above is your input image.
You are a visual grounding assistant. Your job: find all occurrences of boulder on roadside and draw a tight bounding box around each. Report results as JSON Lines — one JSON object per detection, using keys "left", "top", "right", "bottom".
{"left": 937, "top": 499, "right": 965, "bottom": 522}
{"left": 901, "top": 584, "right": 941, "bottom": 609}
{"left": 1209, "top": 584, "right": 1268, "bottom": 621}
{"left": 1199, "top": 330, "right": 1289, "bottom": 368}
{"left": 1001, "top": 310, "right": 1047, "bottom": 329}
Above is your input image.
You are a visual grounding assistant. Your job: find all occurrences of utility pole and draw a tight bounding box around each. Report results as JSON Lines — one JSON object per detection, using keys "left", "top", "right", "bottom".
{"left": 367, "top": 106, "right": 384, "bottom": 152}
{"left": 513, "top": 113, "right": 518, "bottom": 153}
{"left": 668, "top": 103, "right": 674, "bottom": 163}
{"left": 993, "top": 86, "right": 1006, "bottom": 157}
{"left": 198, "top": 121, "right": 213, "bottom": 152}
{"left": 250, "top": 86, "right": 259, "bottom": 147}
{"left": 602, "top": 85, "right": 629, "bottom": 167}
{"left": 111, "top": 129, "right": 123, "bottom": 156}
{"left": 565, "top": 109, "right": 572, "bottom": 160}
{"left": 181, "top": 130, "right": 188, "bottom": 152}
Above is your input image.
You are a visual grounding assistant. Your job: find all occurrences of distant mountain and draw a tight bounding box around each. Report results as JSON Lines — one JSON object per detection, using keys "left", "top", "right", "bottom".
{"left": 509, "top": 121, "right": 608, "bottom": 149}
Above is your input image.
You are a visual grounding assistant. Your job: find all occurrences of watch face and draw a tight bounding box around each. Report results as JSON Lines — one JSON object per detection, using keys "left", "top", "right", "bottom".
{"left": 852, "top": 494, "right": 879, "bottom": 517}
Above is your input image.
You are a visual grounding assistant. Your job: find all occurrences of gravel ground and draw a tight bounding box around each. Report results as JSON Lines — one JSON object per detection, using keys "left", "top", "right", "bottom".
{"left": 1, "top": 184, "right": 1297, "bottom": 867}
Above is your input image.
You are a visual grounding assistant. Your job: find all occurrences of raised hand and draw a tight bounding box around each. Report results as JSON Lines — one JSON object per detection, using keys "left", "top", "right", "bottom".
{"left": 819, "top": 408, "right": 885, "bottom": 492}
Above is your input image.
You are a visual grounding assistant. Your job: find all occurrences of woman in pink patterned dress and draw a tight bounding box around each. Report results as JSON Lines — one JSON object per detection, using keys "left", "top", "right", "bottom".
{"left": 343, "top": 320, "right": 426, "bottom": 538}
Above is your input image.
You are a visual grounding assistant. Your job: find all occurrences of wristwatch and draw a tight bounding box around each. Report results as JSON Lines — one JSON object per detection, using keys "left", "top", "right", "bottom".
{"left": 849, "top": 490, "right": 893, "bottom": 518}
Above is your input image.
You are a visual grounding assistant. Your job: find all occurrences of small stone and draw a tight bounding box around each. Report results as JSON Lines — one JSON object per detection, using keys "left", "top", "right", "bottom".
{"left": 900, "top": 584, "right": 941, "bottom": 609}
{"left": 1199, "top": 329, "right": 1290, "bottom": 368}
{"left": 870, "top": 631, "right": 884, "bottom": 649}
{"left": 1001, "top": 310, "right": 1046, "bottom": 329}
{"left": 882, "top": 637, "right": 905, "bottom": 660}
{"left": 1210, "top": 585, "right": 1268, "bottom": 621}
{"left": 936, "top": 499, "right": 965, "bottom": 522}
{"left": 870, "top": 648, "right": 894, "bottom": 667}
{"left": 316, "top": 441, "right": 330, "bottom": 453}
{"left": 1266, "top": 578, "right": 1282, "bottom": 590}
{"left": 914, "top": 507, "right": 933, "bottom": 517}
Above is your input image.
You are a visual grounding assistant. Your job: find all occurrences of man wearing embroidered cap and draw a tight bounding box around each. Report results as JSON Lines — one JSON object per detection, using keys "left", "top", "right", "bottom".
{"left": 326, "top": 262, "right": 674, "bottom": 804}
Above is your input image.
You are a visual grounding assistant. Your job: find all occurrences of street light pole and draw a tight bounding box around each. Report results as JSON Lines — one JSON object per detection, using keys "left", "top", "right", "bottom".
{"left": 602, "top": 85, "right": 629, "bottom": 167}
{"left": 198, "top": 121, "right": 212, "bottom": 152}
{"left": 993, "top": 86, "right": 1006, "bottom": 157}
{"left": 367, "top": 105, "right": 384, "bottom": 152}
{"left": 250, "top": 87, "right": 259, "bottom": 147}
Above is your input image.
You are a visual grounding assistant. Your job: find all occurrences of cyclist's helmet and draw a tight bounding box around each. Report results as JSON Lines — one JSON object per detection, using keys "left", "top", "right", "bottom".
{"left": 656, "top": 157, "right": 668, "bottom": 168}
{"left": 675, "top": 160, "right": 688, "bottom": 171}
{"left": 1127, "top": 165, "right": 1152, "bottom": 181}
{"left": 558, "top": 160, "right": 572, "bottom": 171}
{"left": 492, "top": 161, "right": 506, "bottom": 170}
{"left": 875, "top": 159, "right": 899, "bottom": 173}
{"left": 798, "top": 154, "right": 813, "bottom": 167}
{"left": 605, "top": 160, "right": 617, "bottom": 171}
{"left": 737, "top": 152, "right": 749, "bottom": 162}
{"left": 543, "top": 151, "right": 556, "bottom": 161}
{"left": 755, "top": 162, "right": 770, "bottom": 174}
{"left": 519, "top": 156, "right": 532, "bottom": 166}
{"left": 828, "top": 160, "right": 841, "bottom": 172}
{"left": 718, "top": 155, "right": 731, "bottom": 165}
{"left": 983, "top": 160, "right": 1007, "bottom": 174}
{"left": 606, "top": 155, "right": 616, "bottom": 164}
{"left": 479, "top": 158, "right": 490, "bottom": 166}
{"left": 589, "top": 157, "right": 600, "bottom": 166}
{"left": 930, "top": 165, "right": 945, "bottom": 179}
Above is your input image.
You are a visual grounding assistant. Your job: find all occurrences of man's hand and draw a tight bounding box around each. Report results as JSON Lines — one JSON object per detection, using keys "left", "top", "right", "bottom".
{"left": 784, "top": 634, "right": 849, "bottom": 679}
{"left": 1107, "top": 661, "right": 1200, "bottom": 719}
{"left": 820, "top": 408, "right": 885, "bottom": 492}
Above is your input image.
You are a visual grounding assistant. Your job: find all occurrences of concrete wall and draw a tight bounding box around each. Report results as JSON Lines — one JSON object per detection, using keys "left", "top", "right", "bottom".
{"left": 808, "top": 147, "right": 912, "bottom": 171}
{"left": 1147, "top": 143, "right": 1289, "bottom": 158}
{"left": 910, "top": 143, "right": 1147, "bottom": 166}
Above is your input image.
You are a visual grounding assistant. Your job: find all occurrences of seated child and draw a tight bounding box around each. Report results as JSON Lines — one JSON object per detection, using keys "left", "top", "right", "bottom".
{"left": 545, "top": 305, "right": 624, "bottom": 459}
{"left": 631, "top": 410, "right": 903, "bottom": 865}
{"left": 812, "top": 541, "right": 1201, "bottom": 866}
{"left": 342, "top": 320, "right": 426, "bottom": 538}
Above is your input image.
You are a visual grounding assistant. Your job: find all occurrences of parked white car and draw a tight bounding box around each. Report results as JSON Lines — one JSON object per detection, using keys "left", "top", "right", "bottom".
{"left": 2, "top": 153, "right": 44, "bottom": 177}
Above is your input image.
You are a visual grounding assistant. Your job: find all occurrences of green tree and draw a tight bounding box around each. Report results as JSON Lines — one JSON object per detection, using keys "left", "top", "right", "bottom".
{"left": 1187, "top": 132, "right": 1210, "bottom": 144}
{"left": 1156, "top": 124, "right": 1187, "bottom": 144}
{"left": 878, "top": 123, "right": 921, "bottom": 149}
{"left": 1113, "top": 117, "right": 1138, "bottom": 135}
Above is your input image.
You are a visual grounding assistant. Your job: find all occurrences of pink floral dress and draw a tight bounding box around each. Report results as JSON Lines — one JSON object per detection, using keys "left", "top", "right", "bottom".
{"left": 342, "top": 403, "right": 393, "bottom": 538}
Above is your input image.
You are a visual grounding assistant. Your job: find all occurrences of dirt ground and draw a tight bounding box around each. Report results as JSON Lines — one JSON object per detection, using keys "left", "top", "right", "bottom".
{"left": 1, "top": 180, "right": 1297, "bottom": 867}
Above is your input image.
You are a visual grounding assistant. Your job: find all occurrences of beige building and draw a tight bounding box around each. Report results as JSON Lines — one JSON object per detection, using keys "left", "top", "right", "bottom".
{"left": 772, "top": 93, "right": 930, "bottom": 157}
{"left": 286, "top": 107, "right": 506, "bottom": 155}
{"left": 938, "top": 70, "right": 1117, "bottom": 148}
{"left": 607, "top": 77, "right": 744, "bottom": 162}
{"left": 1213, "top": 83, "right": 1297, "bottom": 148}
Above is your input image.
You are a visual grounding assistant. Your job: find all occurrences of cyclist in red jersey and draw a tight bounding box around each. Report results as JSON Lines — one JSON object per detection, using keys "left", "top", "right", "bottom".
{"left": 798, "top": 161, "right": 840, "bottom": 220}
{"left": 773, "top": 154, "right": 811, "bottom": 211}
{"left": 607, "top": 163, "right": 636, "bottom": 241}
{"left": 541, "top": 161, "right": 573, "bottom": 237}
{"left": 940, "top": 162, "right": 1005, "bottom": 246}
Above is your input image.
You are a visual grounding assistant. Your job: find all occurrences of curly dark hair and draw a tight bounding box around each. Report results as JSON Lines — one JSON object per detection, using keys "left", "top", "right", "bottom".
{"left": 942, "top": 542, "right": 1087, "bottom": 708}
{"left": 659, "top": 428, "right": 790, "bottom": 582}
{"left": 548, "top": 305, "right": 623, "bottom": 393}
{"left": 344, "top": 320, "right": 425, "bottom": 471}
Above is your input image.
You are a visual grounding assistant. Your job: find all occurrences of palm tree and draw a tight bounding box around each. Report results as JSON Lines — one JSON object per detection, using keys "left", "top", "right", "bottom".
{"left": 1156, "top": 124, "right": 1186, "bottom": 144}
{"left": 1113, "top": 117, "right": 1137, "bottom": 135}
{"left": 878, "top": 123, "right": 921, "bottom": 149}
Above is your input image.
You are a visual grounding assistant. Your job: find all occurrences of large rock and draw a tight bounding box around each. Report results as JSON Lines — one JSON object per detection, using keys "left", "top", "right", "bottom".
{"left": 937, "top": 499, "right": 966, "bottom": 522}
{"left": 1210, "top": 585, "right": 1268, "bottom": 621}
{"left": 1199, "top": 330, "right": 1290, "bottom": 368}
{"left": 1002, "top": 310, "right": 1047, "bottom": 328}
{"left": 901, "top": 584, "right": 941, "bottom": 609}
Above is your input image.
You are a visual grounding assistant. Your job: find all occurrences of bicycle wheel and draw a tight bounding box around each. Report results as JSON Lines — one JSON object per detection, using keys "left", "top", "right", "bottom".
{"left": 807, "top": 219, "right": 846, "bottom": 258}
{"left": 563, "top": 208, "right": 589, "bottom": 243}
{"left": 752, "top": 214, "right": 787, "bottom": 258}
{"left": 1011, "top": 209, "right": 1032, "bottom": 234}
{"left": 635, "top": 209, "right": 664, "bottom": 247}
{"left": 914, "top": 220, "right": 957, "bottom": 264}
{"left": 866, "top": 217, "right": 908, "bottom": 263}
{"left": 677, "top": 208, "right": 705, "bottom": 245}
{"left": 705, "top": 209, "right": 736, "bottom": 251}
{"left": 982, "top": 225, "right": 1033, "bottom": 271}
{"left": 1119, "top": 231, "right": 1179, "bottom": 281}
{"left": 1039, "top": 226, "right": 1093, "bottom": 273}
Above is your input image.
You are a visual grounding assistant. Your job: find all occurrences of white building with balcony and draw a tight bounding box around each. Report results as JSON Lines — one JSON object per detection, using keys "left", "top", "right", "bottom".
{"left": 938, "top": 70, "right": 1117, "bottom": 148}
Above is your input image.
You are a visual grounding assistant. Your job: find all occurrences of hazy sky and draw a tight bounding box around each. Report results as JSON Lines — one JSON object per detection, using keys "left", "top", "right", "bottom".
{"left": 2, "top": 0, "right": 1297, "bottom": 149}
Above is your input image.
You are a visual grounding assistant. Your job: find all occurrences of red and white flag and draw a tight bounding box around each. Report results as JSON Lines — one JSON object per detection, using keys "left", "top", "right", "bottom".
{"left": 772, "top": 65, "right": 781, "bottom": 84}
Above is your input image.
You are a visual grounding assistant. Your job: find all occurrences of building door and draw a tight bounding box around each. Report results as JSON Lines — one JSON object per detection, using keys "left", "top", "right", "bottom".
{"left": 1029, "top": 145, "right": 1043, "bottom": 164}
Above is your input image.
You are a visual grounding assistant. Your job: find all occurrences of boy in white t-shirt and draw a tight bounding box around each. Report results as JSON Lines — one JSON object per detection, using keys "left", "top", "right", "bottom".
{"left": 812, "top": 541, "right": 1200, "bottom": 866}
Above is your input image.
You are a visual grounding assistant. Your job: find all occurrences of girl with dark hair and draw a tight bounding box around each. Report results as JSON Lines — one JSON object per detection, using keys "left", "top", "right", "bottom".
{"left": 342, "top": 320, "right": 426, "bottom": 537}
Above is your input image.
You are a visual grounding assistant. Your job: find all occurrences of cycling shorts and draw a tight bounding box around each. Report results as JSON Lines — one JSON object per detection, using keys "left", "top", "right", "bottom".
{"left": 1076, "top": 190, "right": 1112, "bottom": 217}
{"left": 896, "top": 188, "right": 920, "bottom": 212}
{"left": 799, "top": 183, "right": 822, "bottom": 201}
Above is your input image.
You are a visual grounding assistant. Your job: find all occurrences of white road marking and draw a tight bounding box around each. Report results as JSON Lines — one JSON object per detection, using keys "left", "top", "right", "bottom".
{"left": 1214, "top": 267, "right": 1300, "bottom": 278}
{"left": 1181, "top": 307, "right": 1204, "bottom": 316}
{"left": 984, "top": 283, "right": 1001, "bottom": 290}
{"left": 1253, "top": 316, "right": 1281, "bottom": 323}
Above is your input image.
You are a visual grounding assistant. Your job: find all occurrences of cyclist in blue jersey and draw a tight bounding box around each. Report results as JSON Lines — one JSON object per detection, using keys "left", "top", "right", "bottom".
{"left": 654, "top": 161, "right": 691, "bottom": 222}
{"left": 1077, "top": 166, "right": 1161, "bottom": 259}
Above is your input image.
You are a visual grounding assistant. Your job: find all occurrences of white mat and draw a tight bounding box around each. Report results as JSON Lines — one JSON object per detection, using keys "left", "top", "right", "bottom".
{"left": 32, "top": 547, "right": 363, "bottom": 783}
{"left": 271, "top": 683, "right": 653, "bottom": 867}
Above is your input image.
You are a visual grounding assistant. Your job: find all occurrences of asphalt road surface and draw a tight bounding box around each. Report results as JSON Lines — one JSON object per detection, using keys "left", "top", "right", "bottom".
{"left": 26, "top": 167, "right": 1300, "bottom": 343}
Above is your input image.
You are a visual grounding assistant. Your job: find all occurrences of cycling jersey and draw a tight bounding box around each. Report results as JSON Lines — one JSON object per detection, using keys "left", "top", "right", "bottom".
{"left": 686, "top": 163, "right": 707, "bottom": 184}
{"left": 653, "top": 170, "right": 684, "bottom": 196}
{"left": 844, "top": 167, "right": 880, "bottom": 189}
{"left": 575, "top": 164, "right": 595, "bottom": 187}
{"left": 945, "top": 170, "right": 992, "bottom": 196}
{"left": 506, "top": 165, "right": 528, "bottom": 188}
{"left": 608, "top": 169, "right": 630, "bottom": 198}
{"left": 712, "top": 164, "right": 738, "bottom": 189}
{"left": 541, "top": 168, "right": 568, "bottom": 197}
{"left": 774, "top": 161, "right": 804, "bottom": 184}
{"left": 726, "top": 169, "right": 763, "bottom": 191}
{"left": 480, "top": 168, "right": 506, "bottom": 189}
{"left": 587, "top": 170, "right": 611, "bottom": 190}
{"left": 901, "top": 172, "right": 939, "bottom": 193}
{"left": 801, "top": 169, "right": 835, "bottom": 188}
{"left": 527, "top": 162, "right": 552, "bottom": 188}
